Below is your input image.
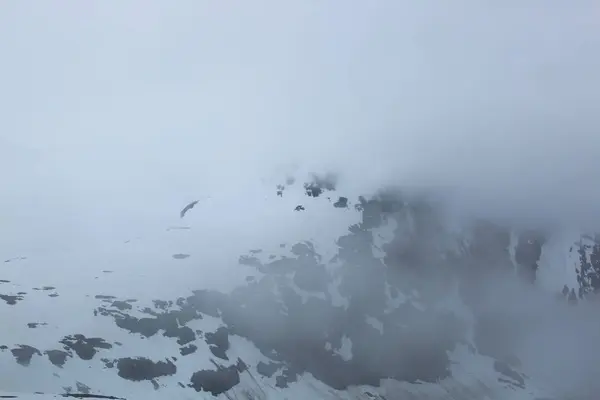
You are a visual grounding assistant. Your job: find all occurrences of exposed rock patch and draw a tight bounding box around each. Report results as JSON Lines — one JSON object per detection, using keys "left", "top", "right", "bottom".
{"left": 303, "top": 173, "right": 337, "bottom": 197}
{"left": 0, "top": 294, "right": 24, "bottom": 305}
{"left": 514, "top": 231, "right": 545, "bottom": 284}
{"left": 172, "top": 254, "right": 190, "bottom": 260}
{"left": 95, "top": 295, "right": 116, "bottom": 301}
{"left": 27, "top": 322, "right": 47, "bottom": 328}
{"left": 11, "top": 345, "right": 41, "bottom": 366}
{"left": 59, "top": 335, "right": 112, "bottom": 360}
{"left": 116, "top": 357, "right": 176, "bottom": 381}
{"left": 577, "top": 235, "right": 600, "bottom": 296}
{"left": 45, "top": 349, "right": 71, "bottom": 367}
{"left": 179, "top": 344, "right": 197, "bottom": 356}
{"left": 110, "top": 301, "right": 132, "bottom": 311}
{"left": 256, "top": 361, "right": 281, "bottom": 378}
{"left": 333, "top": 196, "right": 349, "bottom": 208}
{"left": 205, "top": 327, "right": 230, "bottom": 360}
{"left": 33, "top": 286, "right": 55, "bottom": 291}
{"left": 189, "top": 359, "right": 247, "bottom": 396}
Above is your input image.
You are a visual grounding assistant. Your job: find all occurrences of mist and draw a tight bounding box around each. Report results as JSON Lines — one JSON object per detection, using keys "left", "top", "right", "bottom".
{"left": 2, "top": 1, "right": 600, "bottom": 252}
{"left": 460, "top": 261, "right": 600, "bottom": 398}
{"left": 1, "top": 2, "right": 600, "bottom": 398}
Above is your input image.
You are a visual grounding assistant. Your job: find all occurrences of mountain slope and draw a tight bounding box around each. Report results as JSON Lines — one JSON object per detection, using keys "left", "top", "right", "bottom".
{"left": 1, "top": 177, "right": 598, "bottom": 399}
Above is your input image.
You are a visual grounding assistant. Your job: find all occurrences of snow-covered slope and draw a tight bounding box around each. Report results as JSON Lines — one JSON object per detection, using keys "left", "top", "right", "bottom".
{"left": 2, "top": 175, "right": 598, "bottom": 399}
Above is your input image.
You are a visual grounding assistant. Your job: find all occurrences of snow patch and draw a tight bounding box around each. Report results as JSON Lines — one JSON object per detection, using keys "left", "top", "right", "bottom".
{"left": 537, "top": 230, "right": 581, "bottom": 293}
{"left": 335, "top": 336, "right": 353, "bottom": 362}
{"left": 365, "top": 316, "right": 383, "bottom": 335}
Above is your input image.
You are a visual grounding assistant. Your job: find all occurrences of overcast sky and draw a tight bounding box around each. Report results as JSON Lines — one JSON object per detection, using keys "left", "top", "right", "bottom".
{"left": 1, "top": 1, "right": 600, "bottom": 254}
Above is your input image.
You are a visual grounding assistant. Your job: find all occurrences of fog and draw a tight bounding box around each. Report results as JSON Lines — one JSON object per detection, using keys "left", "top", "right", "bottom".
{"left": 459, "top": 263, "right": 600, "bottom": 398}
{"left": 2, "top": 1, "right": 600, "bottom": 252}
{"left": 1, "top": 1, "right": 600, "bottom": 398}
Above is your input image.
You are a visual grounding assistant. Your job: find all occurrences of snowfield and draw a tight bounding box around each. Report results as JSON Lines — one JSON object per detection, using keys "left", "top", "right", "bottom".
{"left": 2, "top": 176, "right": 597, "bottom": 400}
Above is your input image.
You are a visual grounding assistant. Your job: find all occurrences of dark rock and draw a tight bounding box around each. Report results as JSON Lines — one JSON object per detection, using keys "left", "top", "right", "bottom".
{"left": 95, "top": 295, "right": 116, "bottom": 301}
{"left": 256, "top": 361, "right": 280, "bottom": 377}
{"left": 0, "top": 294, "right": 24, "bottom": 305}
{"left": 116, "top": 357, "right": 176, "bottom": 381}
{"left": 62, "top": 394, "right": 126, "bottom": 399}
{"left": 45, "top": 350, "right": 71, "bottom": 367}
{"left": 111, "top": 301, "right": 132, "bottom": 311}
{"left": 303, "top": 173, "right": 337, "bottom": 197}
{"left": 60, "top": 335, "right": 112, "bottom": 360}
{"left": 164, "top": 325, "right": 196, "bottom": 345}
{"left": 172, "top": 254, "right": 190, "bottom": 260}
{"left": 100, "top": 303, "right": 202, "bottom": 342}
{"left": 179, "top": 344, "right": 197, "bottom": 356}
{"left": 577, "top": 235, "right": 600, "bottom": 296}
{"left": 153, "top": 300, "right": 171, "bottom": 310}
{"left": 275, "top": 367, "right": 299, "bottom": 388}
{"left": 205, "top": 327, "right": 230, "bottom": 360}
{"left": 101, "top": 358, "right": 115, "bottom": 368}
{"left": 27, "top": 322, "right": 47, "bottom": 328}
{"left": 276, "top": 184, "right": 285, "bottom": 197}
{"left": 11, "top": 345, "right": 41, "bottom": 366}
{"left": 189, "top": 364, "right": 242, "bottom": 396}
{"left": 515, "top": 231, "right": 544, "bottom": 284}
{"left": 333, "top": 197, "right": 349, "bottom": 208}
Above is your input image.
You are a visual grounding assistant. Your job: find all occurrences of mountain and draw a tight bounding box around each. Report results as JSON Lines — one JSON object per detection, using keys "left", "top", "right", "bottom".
{"left": 1, "top": 175, "right": 598, "bottom": 400}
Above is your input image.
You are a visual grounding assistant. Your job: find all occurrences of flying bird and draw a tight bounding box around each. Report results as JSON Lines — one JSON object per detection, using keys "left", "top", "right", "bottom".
{"left": 180, "top": 200, "right": 199, "bottom": 218}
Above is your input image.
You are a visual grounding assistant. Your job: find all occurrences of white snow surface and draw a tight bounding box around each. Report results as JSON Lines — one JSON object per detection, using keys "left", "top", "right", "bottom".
{"left": 0, "top": 180, "right": 593, "bottom": 400}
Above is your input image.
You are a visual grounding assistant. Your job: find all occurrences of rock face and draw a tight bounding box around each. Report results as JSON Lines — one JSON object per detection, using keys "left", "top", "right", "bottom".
{"left": 576, "top": 235, "right": 600, "bottom": 296}
{"left": 514, "top": 231, "right": 545, "bottom": 284}
{"left": 2, "top": 183, "right": 599, "bottom": 399}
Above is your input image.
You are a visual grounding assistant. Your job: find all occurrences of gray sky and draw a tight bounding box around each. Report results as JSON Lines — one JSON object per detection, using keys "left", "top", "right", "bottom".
{"left": 2, "top": 1, "right": 600, "bottom": 254}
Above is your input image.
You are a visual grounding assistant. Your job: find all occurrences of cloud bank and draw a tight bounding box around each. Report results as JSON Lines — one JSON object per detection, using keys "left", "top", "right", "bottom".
{"left": 1, "top": 0, "right": 599, "bottom": 244}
